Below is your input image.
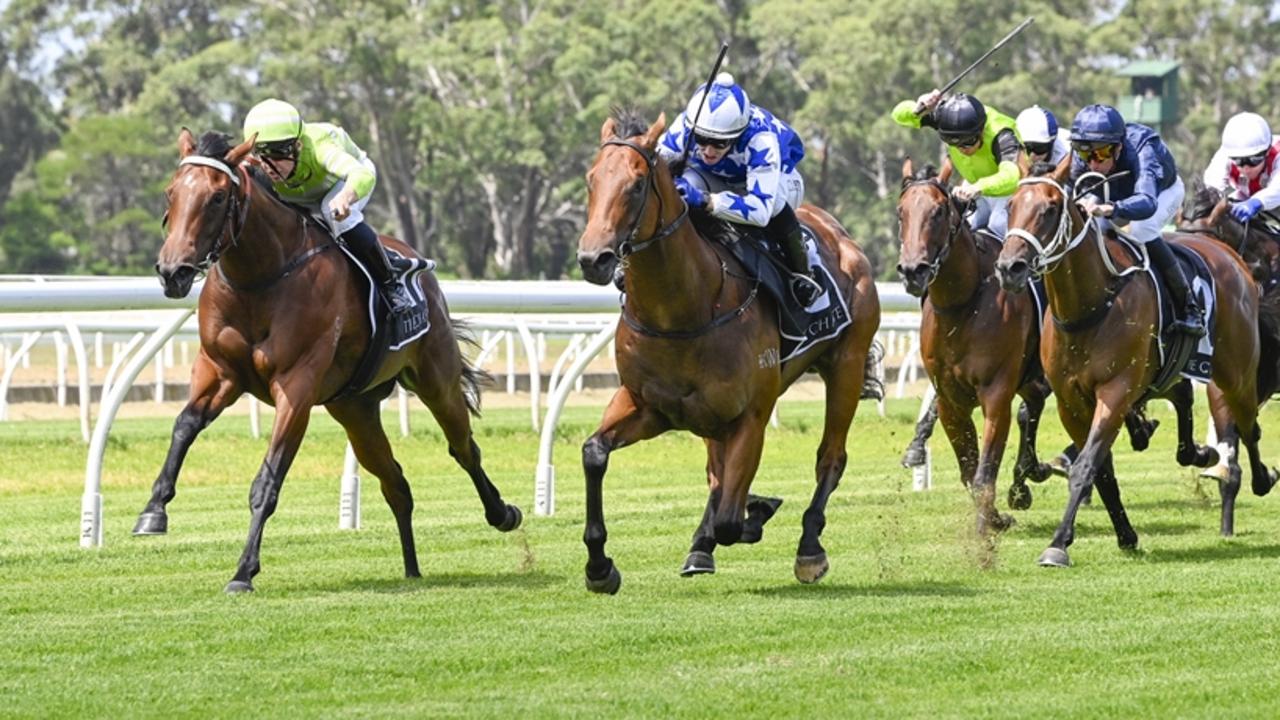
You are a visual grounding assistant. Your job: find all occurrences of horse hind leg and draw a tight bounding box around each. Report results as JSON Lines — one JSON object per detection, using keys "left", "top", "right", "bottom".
{"left": 1168, "top": 380, "right": 1219, "bottom": 468}
{"left": 327, "top": 396, "right": 421, "bottom": 578}
{"left": 134, "top": 360, "right": 240, "bottom": 535}
{"left": 415, "top": 368, "right": 521, "bottom": 532}
{"left": 1012, "top": 378, "right": 1055, "bottom": 496}
{"left": 1214, "top": 375, "right": 1279, "bottom": 498}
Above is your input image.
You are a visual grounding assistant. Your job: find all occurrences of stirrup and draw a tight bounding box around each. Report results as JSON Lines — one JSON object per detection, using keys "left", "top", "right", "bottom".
{"left": 790, "top": 273, "right": 823, "bottom": 307}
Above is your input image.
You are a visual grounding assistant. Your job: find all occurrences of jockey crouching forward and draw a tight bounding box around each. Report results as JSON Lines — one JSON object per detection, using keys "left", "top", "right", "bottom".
{"left": 893, "top": 90, "right": 1022, "bottom": 239}
{"left": 1203, "top": 112, "right": 1280, "bottom": 226}
{"left": 657, "top": 72, "right": 822, "bottom": 307}
{"left": 1068, "top": 103, "right": 1203, "bottom": 337}
{"left": 242, "top": 98, "right": 412, "bottom": 313}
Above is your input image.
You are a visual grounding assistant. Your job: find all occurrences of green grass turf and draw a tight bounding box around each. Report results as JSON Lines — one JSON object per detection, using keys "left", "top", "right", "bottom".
{"left": 2, "top": 397, "right": 1279, "bottom": 718}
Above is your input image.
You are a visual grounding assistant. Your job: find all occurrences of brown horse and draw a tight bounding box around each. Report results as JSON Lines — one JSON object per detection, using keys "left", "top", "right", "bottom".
{"left": 139, "top": 129, "right": 522, "bottom": 592}
{"left": 896, "top": 159, "right": 1055, "bottom": 538}
{"left": 1180, "top": 182, "right": 1280, "bottom": 287}
{"left": 574, "top": 109, "right": 880, "bottom": 593}
{"left": 995, "top": 158, "right": 1277, "bottom": 565}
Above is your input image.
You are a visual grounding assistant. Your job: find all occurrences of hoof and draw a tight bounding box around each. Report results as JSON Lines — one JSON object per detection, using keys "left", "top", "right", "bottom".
{"left": 1252, "top": 469, "right": 1278, "bottom": 497}
{"left": 585, "top": 564, "right": 622, "bottom": 595}
{"left": 1008, "top": 483, "right": 1033, "bottom": 511}
{"left": 224, "top": 580, "right": 255, "bottom": 594}
{"left": 1048, "top": 455, "right": 1071, "bottom": 478}
{"left": 680, "top": 550, "right": 716, "bottom": 577}
{"left": 132, "top": 512, "right": 168, "bottom": 535}
{"left": 1037, "top": 547, "right": 1071, "bottom": 568}
{"left": 496, "top": 504, "right": 523, "bottom": 532}
{"left": 901, "top": 444, "right": 927, "bottom": 468}
{"left": 1200, "top": 464, "right": 1230, "bottom": 482}
{"left": 794, "top": 553, "right": 829, "bottom": 584}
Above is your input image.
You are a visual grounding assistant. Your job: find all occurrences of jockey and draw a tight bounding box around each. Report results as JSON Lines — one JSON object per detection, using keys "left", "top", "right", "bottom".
{"left": 242, "top": 98, "right": 412, "bottom": 313}
{"left": 1202, "top": 111, "right": 1280, "bottom": 224}
{"left": 1016, "top": 105, "right": 1071, "bottom": 166}
{"left": 892, "top": 90, "right": 1022, "bottom": 239}
{"left": 657, "top": 73, "right": 821, "bottom": 306}
{"left": 1069, "top": 103, "right": 1203, "bottom": 337}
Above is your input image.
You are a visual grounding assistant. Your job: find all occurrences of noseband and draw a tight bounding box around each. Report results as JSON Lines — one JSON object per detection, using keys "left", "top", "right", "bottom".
{"left": 600, "top": 139, "right": 688, "bottom": 257}
{"left": 168, "top": 155, "right": 252, "bottom": 271}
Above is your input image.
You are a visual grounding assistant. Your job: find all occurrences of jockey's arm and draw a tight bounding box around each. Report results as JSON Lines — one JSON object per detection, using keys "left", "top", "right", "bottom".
{"left": 1254, "top": 155, "right": 1280, "bottom": 211}
{"left": 706, "top": 133, "right": 783, "bottom": 228}
{"left": 657, "top": 114, "right": 688, "bottom": 166}
{"left": 891, "top": 100, "right": 931, "bottom": 130}
{"left": 1110, "top": 145, "right": 1162, "bottom": 222}
{"left": 1201, "top": 149, "right": 1235, "bottom": 197}
{"left": 315, "top": 129, "right": 377, "bottom": 201}
{"left": 973, "top": 128, "right": 1021, "bottom": 197}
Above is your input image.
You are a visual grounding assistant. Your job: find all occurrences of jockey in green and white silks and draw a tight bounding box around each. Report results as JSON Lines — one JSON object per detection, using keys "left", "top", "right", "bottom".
{"left": 893, "top": 91, "right": 1022, "bottom": 239}
{"left": 242, "top": 98, "right": 411, "bottom": 312}
{"left": 657, "top": 72, "right": 822, "bottom": 306}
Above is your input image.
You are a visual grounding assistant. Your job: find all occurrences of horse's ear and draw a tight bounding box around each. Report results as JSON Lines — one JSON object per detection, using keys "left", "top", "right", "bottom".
{"left": 641, "top": 112, "right": 667, "bottom": 150}
{"left": 938, "top": 158, "right": 953, "bottom": 184}
{"left": 227, "top": 134, "right": 256, "bottom": 166}
{"left": 902, "top": 156, "right": 914, "bottom": 181}
{"left": 1208, "top": 195, "right": 1230, "bottom": 226}
{"left": 600, "top": 117, "right": 617, "bottom": 144}
{"left": 178, "top": 128, "right": 196, "bottom": 158}
{"left": 1051, "top": 153, "right": 1072, "bottom": 184}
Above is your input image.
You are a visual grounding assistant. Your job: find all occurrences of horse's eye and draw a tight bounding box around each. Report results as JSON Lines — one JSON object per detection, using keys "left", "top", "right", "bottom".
{"left": 629, "top": 180, "right": 644, "bottom": 195}
{"left": 211, "top": 191, "right": 226, "bottom": 205}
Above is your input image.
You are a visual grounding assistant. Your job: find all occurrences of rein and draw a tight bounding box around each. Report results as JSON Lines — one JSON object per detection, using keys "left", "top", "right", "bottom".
{"left": 173, "top": 155, "right": 334, "bottom": 293}
{"left": 601, "top": 138, "right": 759, "bottom": 340}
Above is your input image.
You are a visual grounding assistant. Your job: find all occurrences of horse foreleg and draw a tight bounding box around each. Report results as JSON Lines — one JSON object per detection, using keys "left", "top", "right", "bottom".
{"left": 134, "top": 354, "right": 241, "bottom": 535}
{"left": 936, "top": 398, "right": 979, "bottom": 489}
{"left": 1090, "top": 452, "right": 1138, "bottom": 551}
{"left": 1168, "top": 380, "right": 1218, "bottom": 467}
{"left": 901, "top": 393, "right": 938, "bottom": 468}
{"left": 327, "top": 396, "right": 421, "bottom": 578}
{"left": 1012, "top": 377, "right": 1054, "bottom": 493}
{"left": 973, "top": 387, "right": 1016, "bottom": 541}
{"left": 682, "top": 439, "right": 724, "bottom": 577}
{"left": 225, "top": 389, "right": 313, "bottom": 594}
{"left": 582, "top": 388, "right": 669, "bottom": 594}
{"left": 1040, "top": 386, "right": 1130, "bottom": 568}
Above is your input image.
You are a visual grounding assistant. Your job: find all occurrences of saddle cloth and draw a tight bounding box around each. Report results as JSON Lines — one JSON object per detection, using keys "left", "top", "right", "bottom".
{"left": 719, "top": 224, "right": 852, "bottom": 363}
{"left": 1146, "top": 242, "right": 1216, "bottom": 383}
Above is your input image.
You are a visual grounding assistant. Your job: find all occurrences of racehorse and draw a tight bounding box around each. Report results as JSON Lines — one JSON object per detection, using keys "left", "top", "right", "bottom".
{"left": 995, "top": 157, "right": 1277, "bottom": 565}
{"left": 575, "top": 109, "right": 880, "bottom": 593}
{"left": 1180, "top": 182, "right": 1280, "bottom": 287}
{"left": 139, "top": 129, "right": 522, "bottom": 592}
{"left": 896, "top": 159, "right": 1055, "bottom": 538}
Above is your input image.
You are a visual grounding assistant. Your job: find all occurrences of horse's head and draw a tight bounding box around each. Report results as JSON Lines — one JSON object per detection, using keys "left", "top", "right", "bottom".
{"left": 896, "top": 157, "right": 963, "bottom": 297}
{"left": 996, "top": 154, "right": 1075, "bottom": 291}
{"left": 156, "top": 128, "right": 255, "bottom": 298}
{"left": 577, "top": 109, "right": 672, "bottom": 285}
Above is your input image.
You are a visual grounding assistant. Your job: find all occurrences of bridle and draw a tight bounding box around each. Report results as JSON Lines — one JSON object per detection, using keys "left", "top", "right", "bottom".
{"left": 167, "top": 155, "right": 252, "bottom": 271}
{"left": 899, "top": 178, "right": 969, "bottom": 287}
{"left": 1005, "top": 171, "right": 1146, "bottom": 279}
{"left": 600, "top": 139, "right": 688, "bottom": 257}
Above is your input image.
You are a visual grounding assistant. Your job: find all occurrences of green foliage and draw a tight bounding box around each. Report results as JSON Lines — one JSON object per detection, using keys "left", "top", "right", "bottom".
{"left": 3, "top": 0, "right": 1278, "bottom": 278}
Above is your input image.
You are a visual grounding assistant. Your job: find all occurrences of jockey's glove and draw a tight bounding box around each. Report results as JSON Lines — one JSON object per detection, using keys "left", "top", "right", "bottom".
{"left": 1231, "top": 198, "right": 1263, "bottom": 223}
{"left": 674, "top": 177, "right": 708, "bottom": 209}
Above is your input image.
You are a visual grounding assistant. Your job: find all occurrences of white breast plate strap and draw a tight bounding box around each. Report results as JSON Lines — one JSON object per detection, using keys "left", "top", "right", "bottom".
{"left": 179, "top": 156, "right": 241, "bottom": 186}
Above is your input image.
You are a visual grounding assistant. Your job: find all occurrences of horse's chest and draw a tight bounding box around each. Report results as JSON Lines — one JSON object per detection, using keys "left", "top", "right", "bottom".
{"left": 618, "top": 346, "right": 761, "bottom": 433}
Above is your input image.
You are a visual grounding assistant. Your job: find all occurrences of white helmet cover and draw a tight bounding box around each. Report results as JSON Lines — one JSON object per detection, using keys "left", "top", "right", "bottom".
{"left": 685, "top": 72, "right": 751, "bottom": 140}
{"left": 1222, "top": 112, "right": 1273, "bottom": 158}
{"left": 1015, "top": 105, "right": 1057, "bottom": 144}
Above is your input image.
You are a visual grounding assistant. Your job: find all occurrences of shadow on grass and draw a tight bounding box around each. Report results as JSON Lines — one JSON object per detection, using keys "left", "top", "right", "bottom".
{"left": 301, "top": 570, "right": 564, "bottom": 594}
{"left": 1142, "top": 542, "right": 1280, "bottom": 564}
{"left": 747, "top": 579, "right": 978, "bottom": 600}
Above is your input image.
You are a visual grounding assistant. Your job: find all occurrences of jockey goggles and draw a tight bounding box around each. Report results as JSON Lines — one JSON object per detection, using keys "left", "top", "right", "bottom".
{"left": 944, "top": 134, "right": 982, "bottom": 149}
{"left": 1023, "top": 141, "right": 1053, "bottom": 158}
{"left": 1072, "top": 142, "right": 1118, "bottom": 163}
{"left": 1233, "top": 152, "right": 1268, "bottom": 168}
{"left": 254, "top": 138, "right": 299, "bottom": 160}
{"left": 693, "top": 133, "right": 736, "bottom": 150}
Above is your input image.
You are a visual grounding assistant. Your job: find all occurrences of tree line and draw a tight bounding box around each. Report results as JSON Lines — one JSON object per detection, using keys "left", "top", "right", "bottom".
{"left": 2, "top": 0, "right": 1278, "bottom": 280}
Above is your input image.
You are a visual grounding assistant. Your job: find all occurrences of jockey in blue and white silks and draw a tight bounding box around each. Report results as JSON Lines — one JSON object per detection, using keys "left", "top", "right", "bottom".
{"left": 657, "top": 72, "right": 821, "bottom": 305}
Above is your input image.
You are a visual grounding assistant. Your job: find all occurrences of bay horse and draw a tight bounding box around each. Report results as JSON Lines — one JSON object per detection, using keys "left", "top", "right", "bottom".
{"left": 995, "top": 157, "right": 1277, "bottom": 566}
{"left": 575, "top": 109, "right": 880, "bottom": 594}
{"left": 896, "top": 159, "right": 1056, "bottom": 539}
{"left": 1180, "top": 182, "right": 1280, "bottom": 288}
{"left": 140, "top": 129, "right": 522, "bottom": 593}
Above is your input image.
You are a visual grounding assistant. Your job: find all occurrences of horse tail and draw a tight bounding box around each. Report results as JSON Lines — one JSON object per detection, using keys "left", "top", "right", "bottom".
{"left": 1256, "top": 289, "right": 1280, "bottom": 402}
{"left": 452, "top": 317, "right": 492, "bottom": 417}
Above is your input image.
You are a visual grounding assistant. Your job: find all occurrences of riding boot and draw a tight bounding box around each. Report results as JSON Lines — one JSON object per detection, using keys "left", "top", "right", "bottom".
{"left": 1147, "top": 238, "right": 1206, "bottom": 338}
{"left": 341, "top": 222, "right": 414, "bottom": 314}
{"left": 767, "top": 204, "right": 822, "bottom": 306}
